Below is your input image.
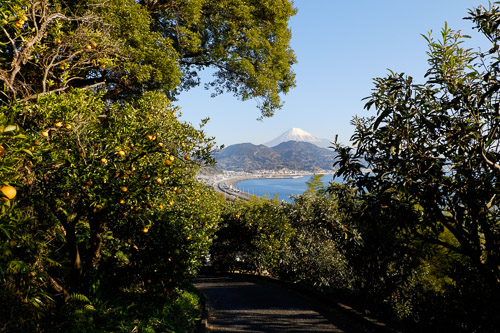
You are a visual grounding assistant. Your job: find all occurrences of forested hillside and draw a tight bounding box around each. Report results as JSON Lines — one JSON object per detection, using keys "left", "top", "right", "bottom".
{"left": 214, "top": 141, "right": 337, "bottom": 171}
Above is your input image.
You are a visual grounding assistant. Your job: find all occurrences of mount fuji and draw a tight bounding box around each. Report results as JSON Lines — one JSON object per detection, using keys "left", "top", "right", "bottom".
{"left": 212, "top": 128, "right": 337, "bottom": 172}
{"left": 264, "top": 128, "right": 331, "bottom": 148}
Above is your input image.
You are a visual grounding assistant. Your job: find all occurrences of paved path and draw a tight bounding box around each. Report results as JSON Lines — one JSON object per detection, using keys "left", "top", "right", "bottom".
{"left": 194, "top": 274, "right": 377, "bottom": 332}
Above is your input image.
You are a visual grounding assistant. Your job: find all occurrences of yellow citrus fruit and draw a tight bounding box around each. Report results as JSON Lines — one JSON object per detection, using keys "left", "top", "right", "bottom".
{"left": 55, "top": 38, "right": 61, "bottom": 44}
{"left": 156, "top": 178, "right": 162, "bottom": 184}
{"left": 143, "top": 227, "right": 149, "bottom": 233}
{"left": 184, "top": 154, "right": 190, "bottom": 160}
{"left": 118, "top": 150, "right": 126, "bottom": 157}
{"left": 85, "top": 44, "right": 92, "bottom": 50}
{"left": 169, "top": 155, "right": 175, "bottom": 161}
{"left": 168, "top": 201, "right": 174, "bottom": 206}
{"left": 157, "top": 142, "right": 163, "bottom": 147}
{"left": 101, "top": 158, "right": 107, "bottom": 164}
{"left": 120, "top": 199, "right": 125, "bottom": 204}
{"left": 120, "top": 186, "right": 127, "bottom": 192}
{"left": 91, "top": 41, "right": 97, "bottom": 48}
{"left": 55, "top": 122, "right": 63, "bottom": 128}
{"left": 0, "top": 185, "right": 17, "bottom": 200}
{"left": 42, "top": 131, "right": 49, "bottom": 137}
{"left": 165, "top": 160, "right": 172, "bottom": 166}
{"left": 65, "top": 124, "right": 72, "bottom": 129}
{"left": 0, "top": 144, "right": 5, "bottom": 157}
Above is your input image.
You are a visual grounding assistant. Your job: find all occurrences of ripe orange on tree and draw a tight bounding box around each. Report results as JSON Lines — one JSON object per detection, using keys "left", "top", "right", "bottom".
{"left": 0, "top": 185, "right": 17, "bottom": 200}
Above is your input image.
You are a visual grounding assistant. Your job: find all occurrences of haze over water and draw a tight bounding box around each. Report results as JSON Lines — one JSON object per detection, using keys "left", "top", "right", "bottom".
{"left": 235, "top": 174, "right": 340, "bottom": 202}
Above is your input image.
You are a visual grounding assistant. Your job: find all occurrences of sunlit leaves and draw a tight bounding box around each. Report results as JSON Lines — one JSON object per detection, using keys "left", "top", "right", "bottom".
{"left": 333, "top": 3, "right": 500, "bottom": 296}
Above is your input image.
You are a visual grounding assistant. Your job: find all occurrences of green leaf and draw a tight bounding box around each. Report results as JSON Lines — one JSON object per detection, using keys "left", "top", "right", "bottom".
{"left": 21, "top": 149, "right": 33, "bottom": 157}
{"left": 3, "top": 124, "right": 17, "bottom": 132}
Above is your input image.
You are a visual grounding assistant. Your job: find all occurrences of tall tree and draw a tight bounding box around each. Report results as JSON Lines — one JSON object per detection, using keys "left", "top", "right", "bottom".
{"left": 0, "top": 0, "right": 296, "bottom": 117}
{"left": 333, "top": 4, "right": 500, "bottom": 294}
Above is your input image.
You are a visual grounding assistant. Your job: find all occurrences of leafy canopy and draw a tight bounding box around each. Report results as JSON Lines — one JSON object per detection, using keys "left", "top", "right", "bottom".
{"left": 0, "top": 0, "right": 296, "bottom": 117}
{"left": 333, "top": 3, "right": 500, "bottom": 294}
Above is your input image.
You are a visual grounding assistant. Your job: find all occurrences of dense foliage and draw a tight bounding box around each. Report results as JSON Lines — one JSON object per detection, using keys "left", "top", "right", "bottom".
{"left": 211, "top": 196, "right": 293, "bottom": 275}
{"left": 213, "top": 4, "right": 500, "bottom": 331}
{"left": 0, "top": 0, "right": 296, "bottom": 331}
{"left": 0, "top": 0, "right": 296, "bottom": 117}
{"left": 331, "top": 3, "right": 500, "bottom": 330}
{"left": 4, "top": 0, "right": 499, "bottom": 331}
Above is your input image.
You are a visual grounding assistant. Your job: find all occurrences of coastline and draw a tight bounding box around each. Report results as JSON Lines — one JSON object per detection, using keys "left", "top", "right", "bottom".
{"left": 205, "top": 172, "right": 335, "bottom": 201}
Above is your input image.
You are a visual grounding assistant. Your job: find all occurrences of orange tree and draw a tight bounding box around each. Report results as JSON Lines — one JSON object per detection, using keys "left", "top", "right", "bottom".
{"left": 0, "top": 111, "right": 52, "bottom": 323}
{"left": 24, "top": 89, "right": 220, "bottom": 292}
{"left": 0, "top": 0, "right": 296, "bottom": 329}
{"left": 0, "top": 89, "right": 224, "bottom": 329}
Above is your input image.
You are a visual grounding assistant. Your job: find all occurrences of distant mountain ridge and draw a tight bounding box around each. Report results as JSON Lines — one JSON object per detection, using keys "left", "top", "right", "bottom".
{"left": 214, "top": 140, "right": 337, "bottom": 172}
{"left": 264, "top": 128, "right": 331, "bottom": 148}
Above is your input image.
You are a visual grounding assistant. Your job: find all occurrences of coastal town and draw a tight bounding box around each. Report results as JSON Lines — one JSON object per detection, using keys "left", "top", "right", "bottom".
{"left": 196, "top": 169, "right": 333, "bottom": 200}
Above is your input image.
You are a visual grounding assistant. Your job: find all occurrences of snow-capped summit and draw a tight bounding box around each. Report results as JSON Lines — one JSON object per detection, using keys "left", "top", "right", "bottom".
{"left": 264, "top": 128, "right": 331, "bottom": 148}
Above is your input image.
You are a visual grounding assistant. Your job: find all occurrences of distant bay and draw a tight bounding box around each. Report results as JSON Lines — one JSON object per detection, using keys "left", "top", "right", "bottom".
{"left": 235, "top": 174, "right": 342, "bottom": 202}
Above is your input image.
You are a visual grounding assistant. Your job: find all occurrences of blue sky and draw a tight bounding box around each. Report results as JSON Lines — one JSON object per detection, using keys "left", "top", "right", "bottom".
{"left": 177, "top": 0, "right": 489, "bottom": 147}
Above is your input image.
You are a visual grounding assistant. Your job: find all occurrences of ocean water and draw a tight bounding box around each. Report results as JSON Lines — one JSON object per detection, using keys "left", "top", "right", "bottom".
{"left": 235, "top": 174, "right": 341, "bottom": 202}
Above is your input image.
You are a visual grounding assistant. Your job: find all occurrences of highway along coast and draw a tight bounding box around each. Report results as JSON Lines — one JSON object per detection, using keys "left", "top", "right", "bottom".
{"left": 197, "top": 170, "right": 334, "bottom": 201}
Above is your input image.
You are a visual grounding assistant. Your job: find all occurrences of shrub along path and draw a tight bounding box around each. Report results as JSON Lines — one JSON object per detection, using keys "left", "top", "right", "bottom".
{"left": 194, "top": 274, "right": 389, "bottom": 332}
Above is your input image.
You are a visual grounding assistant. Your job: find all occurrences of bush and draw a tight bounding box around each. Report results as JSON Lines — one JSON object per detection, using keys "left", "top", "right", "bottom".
{"left": 211, "top": 197, "right": 293, "bottom": 274}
